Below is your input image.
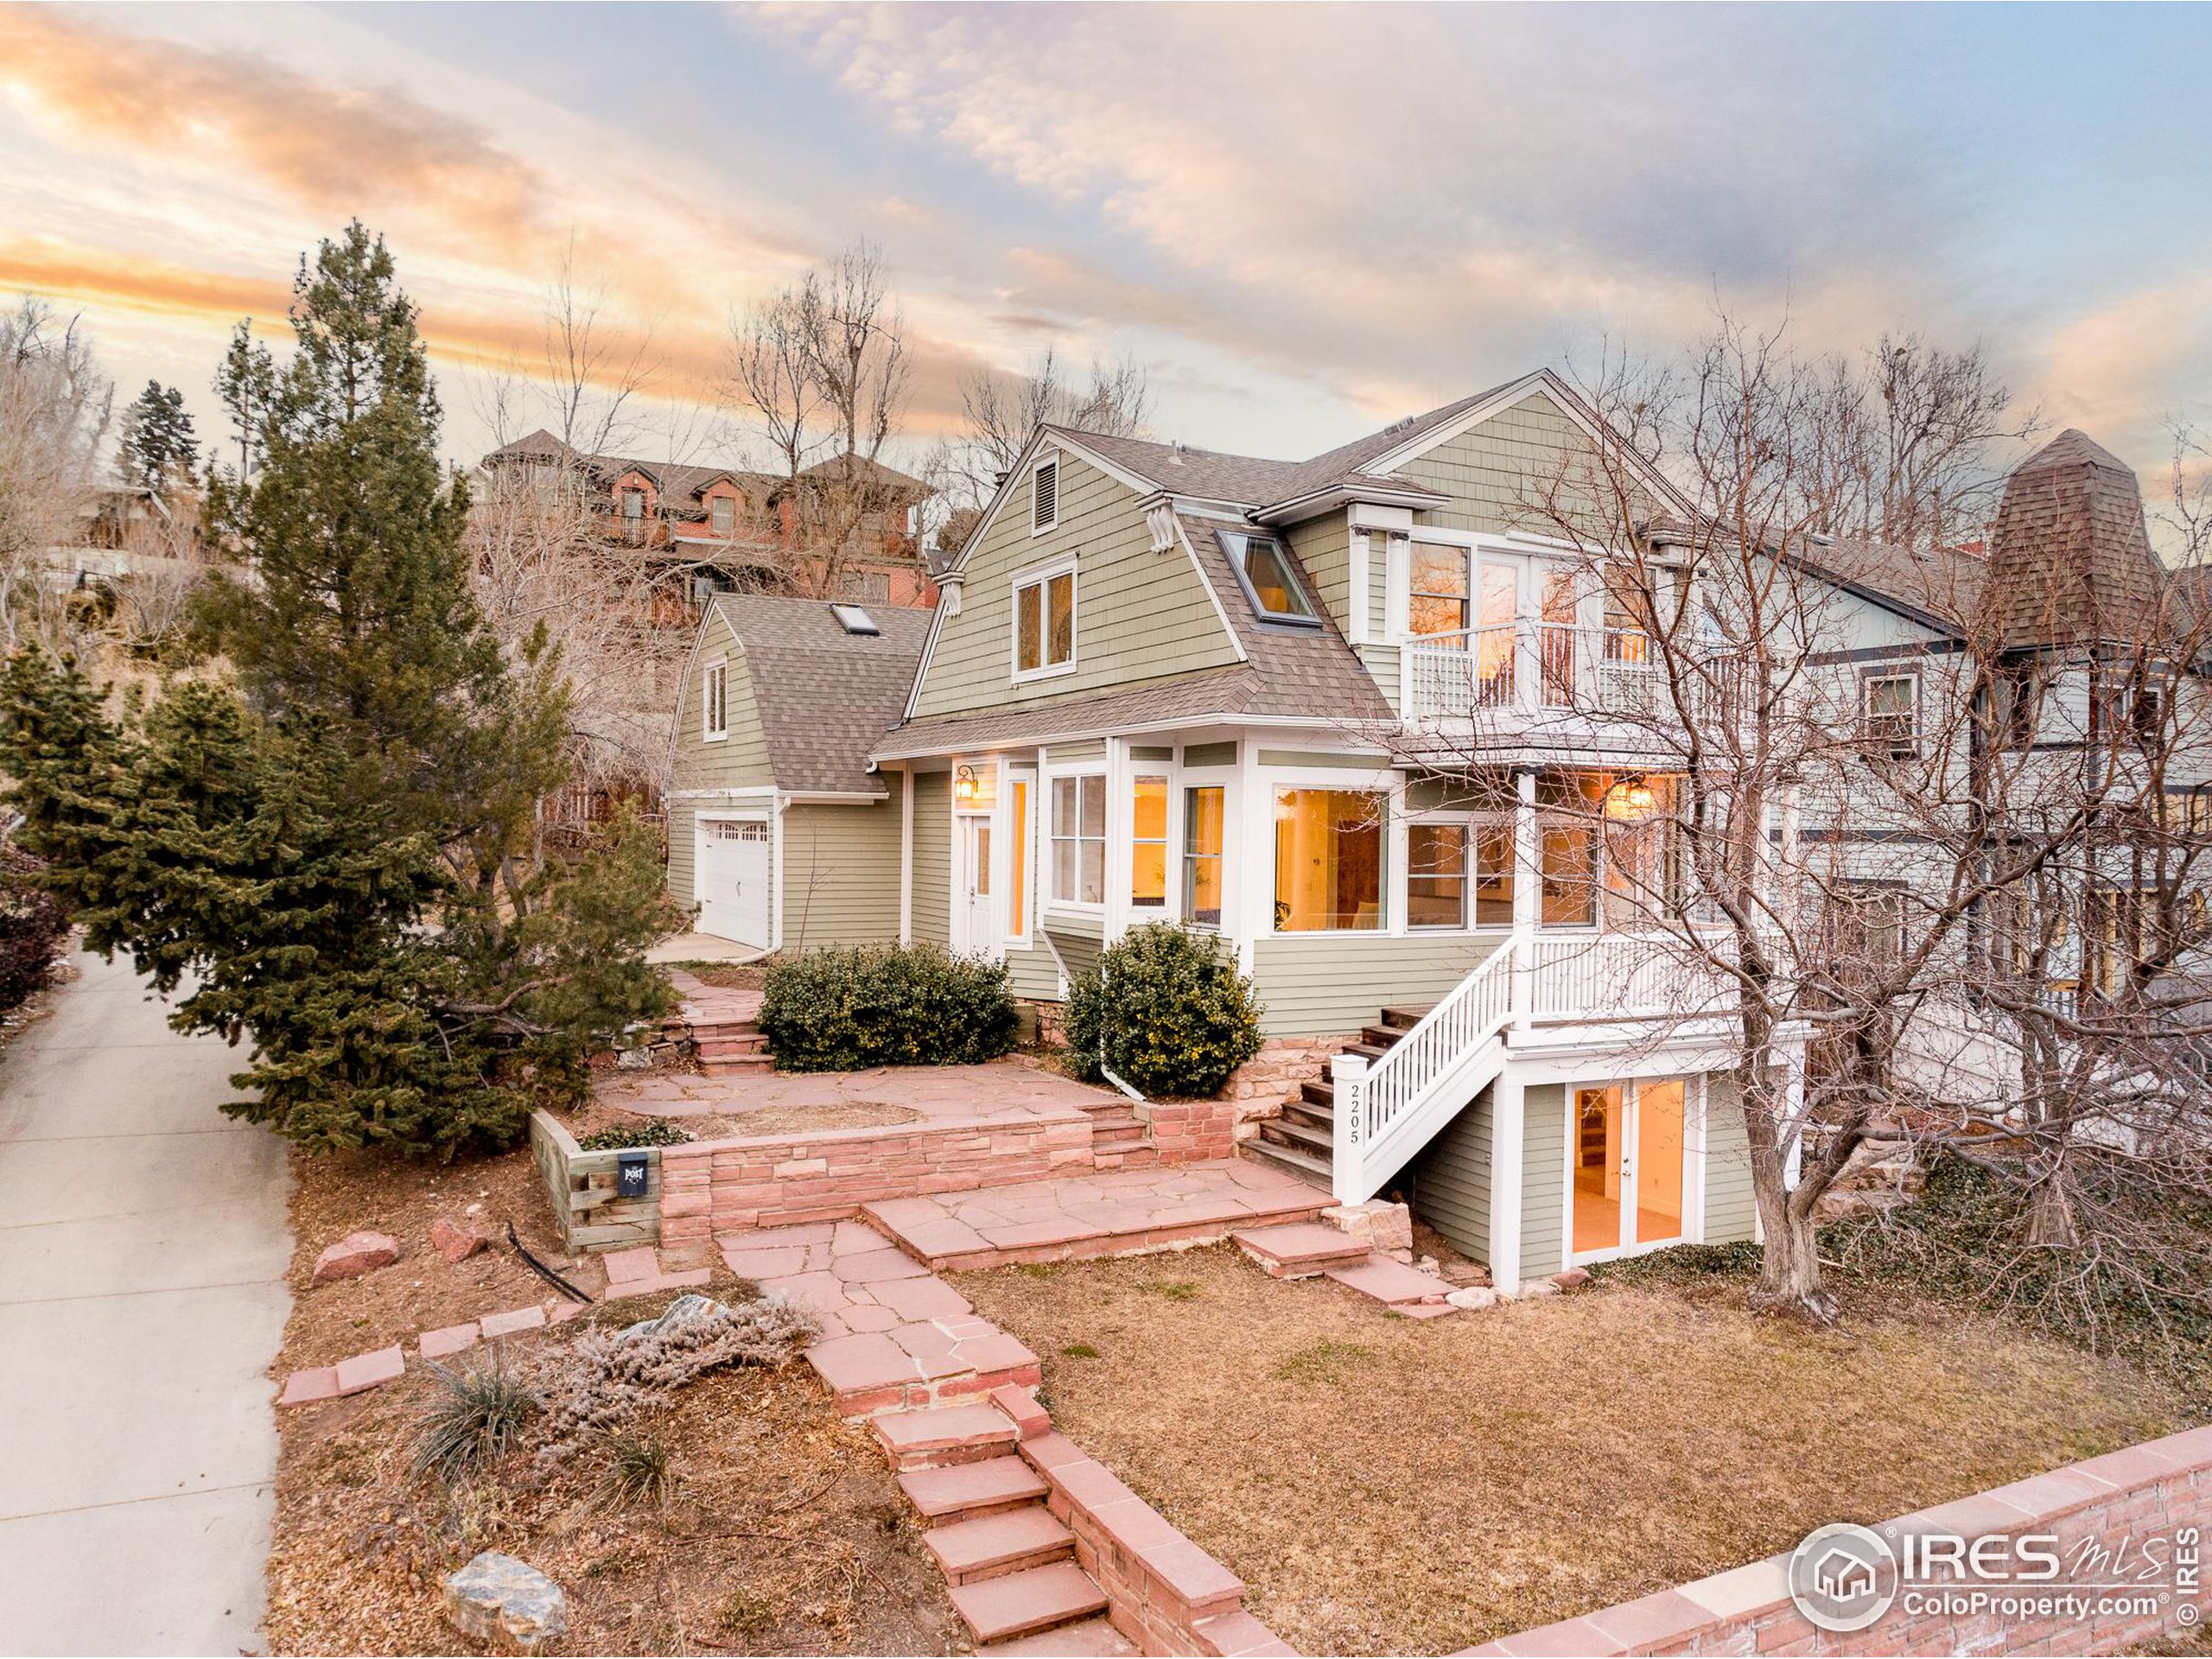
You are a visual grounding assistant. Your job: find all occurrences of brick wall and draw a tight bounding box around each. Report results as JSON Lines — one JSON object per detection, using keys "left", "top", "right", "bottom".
{"left": 658, "top": 1107, "right": 1097, "bottom": 1249}
{"left": 1471, "top": 1426, "right": 2212, "bottom": 1657}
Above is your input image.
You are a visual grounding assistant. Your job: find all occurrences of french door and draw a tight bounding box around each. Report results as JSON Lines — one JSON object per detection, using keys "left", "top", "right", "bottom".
{"left": 1568, "top": 1078, "right": 1688, "bottom": 1262}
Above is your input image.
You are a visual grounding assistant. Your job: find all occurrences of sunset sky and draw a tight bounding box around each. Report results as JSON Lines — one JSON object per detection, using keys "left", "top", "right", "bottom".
{"left": 3, "top": 2, "right": 2208, "bottom": 484}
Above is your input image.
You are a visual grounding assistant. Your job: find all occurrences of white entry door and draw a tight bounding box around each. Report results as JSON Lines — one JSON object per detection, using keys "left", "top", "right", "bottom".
{"left": 697, "top": 817, "right": 771, "bottom": 948}
{"left": 1567, "top": 1078, "right": 1688, "bottom": 1262}
{"left": 959, "top": 816, "right": 994, "bottom": 956}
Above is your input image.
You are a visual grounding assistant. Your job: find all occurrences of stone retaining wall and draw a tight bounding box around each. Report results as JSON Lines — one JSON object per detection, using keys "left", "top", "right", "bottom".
{"left": 657, "top": 1107, "right": 1099, "bottom": 1251}
{"left": 1473, "top": 1425, "right": 2212, "bottom": 1656}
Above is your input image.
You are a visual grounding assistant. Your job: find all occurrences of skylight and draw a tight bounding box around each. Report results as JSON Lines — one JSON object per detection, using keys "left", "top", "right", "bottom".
{"left": 830, "top": 603, "right": 880, "bottom": 636}
{"left": 1224, "top": 531, "right": 1320, "bottom": 626}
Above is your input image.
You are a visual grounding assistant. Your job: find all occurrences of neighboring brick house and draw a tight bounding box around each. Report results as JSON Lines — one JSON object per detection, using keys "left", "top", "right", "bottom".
{"left": 480, "top": 431, "right": 940, "bottom": 607}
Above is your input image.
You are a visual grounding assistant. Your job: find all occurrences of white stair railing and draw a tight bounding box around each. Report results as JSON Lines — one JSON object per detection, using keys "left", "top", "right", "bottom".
{"left": 1331, "top": 930, "right": 1528, "bottom": 1202}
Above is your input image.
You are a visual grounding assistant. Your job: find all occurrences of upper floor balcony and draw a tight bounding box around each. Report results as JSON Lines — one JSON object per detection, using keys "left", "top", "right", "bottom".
{"left": 1400, "top": 621, "right": 1687, "bottom": 727}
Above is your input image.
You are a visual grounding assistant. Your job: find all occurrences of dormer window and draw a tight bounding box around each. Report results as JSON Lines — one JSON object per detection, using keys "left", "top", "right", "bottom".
{"left": 1224, "top": 531, "right": 1319, "bottom": 626}
{"left": 710, "top": 495, "right": 734, "bottom": 536}
{"left": 1032, "top": 459, "right": 1059, "bottom": 533}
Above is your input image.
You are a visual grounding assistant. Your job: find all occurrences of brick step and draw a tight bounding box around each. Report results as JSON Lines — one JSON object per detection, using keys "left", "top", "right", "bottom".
{"left": 1256, "top": 1116, "right": 1333, "bottom": 1156}
{"left": 696, "top": 1036, "right": 769, "bottom": 1058}
{"left": 701, "top": 1053, "right": 774, "bottom": 1074}
{"left": 899, "top": 1454, "right": 1051, "bottom": 1529}
{"left": 980, "top": 1613, "right": 1138, "bottom": 1656}
{"left": 1326, "top": 1253, "right": 1454, "bottom": 1306}
{"left": 925, "top": 1505, "right": 1076, "bottom": 1585}
{"left": 1091, "top": 1146, "right": 1160, "bottom": 1172}
{"left": 874, "top": 1404, "right": 1020, "bottom": 1471}
{"left": 1361, "top": 1022, "right": 1417, "bottom": 1049}
{"left": 948, "top": 1561, "right": 1109, "bottom": 1646}
{"left": 1233, "top": 1221, "right": 1370, "bottom": 1279}
{"left": 1241, "top": 1138, "right": 1332, "bottom": 1188}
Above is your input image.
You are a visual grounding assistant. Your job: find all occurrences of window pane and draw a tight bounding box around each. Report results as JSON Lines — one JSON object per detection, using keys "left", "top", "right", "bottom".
{"left": 1052, "top": 775, "right": 1075, "bottom": 835}
{"left": 1541, "top": 825, "right": 1597, "bottom": 926}
{"left": 1184, "top": 785, "right": 1224, "bottom": 927}
{"left": 1131, "top": 778, "right": 1167, "bottom": 907}
{"left": 1243, "top": 537, "right": 1315, "bottom": 619}
{"left": 1009, "top": 780, "right": 1027, "bottom": 937}
{"left": 1080, "top": 839, "right": 1104, "bottom": 905}
{"left": 1408, "top": 823, "right": 1467, "bottom": 928}
{"left": 1078, "top": 774, "right": 1104, "bottom": 838}
{"left": 1018, "top": 584, "right": 1041, "bottom": 671}
{"left": 1412, "top": 543, "right": 1469, "bottom": 598}
{"left": 1053, "top": 836, "right": 1077, "bottom": 902}
{"left": 1408, "top": 594, "right": 1470, "bottom": 641}
{"left": 1273, "top": 788, "right": 1384, "bottom": 931}
{"left": 1047, "top": 573, "right": 1075, "bottom": 664}
{"left": 1473, "top": 824, "right": 1516, "bottom": 925}
{"left": 1478, "top": 563, "right": 1517, "bottom": 626}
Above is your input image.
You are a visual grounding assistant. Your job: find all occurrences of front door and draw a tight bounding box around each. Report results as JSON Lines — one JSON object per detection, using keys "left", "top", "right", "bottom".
{"left": 959, "top": 816, "right": 994, "bottom": 956}
{"left": 1568, "top": 1078, "right": 1688, "bottom": 1262}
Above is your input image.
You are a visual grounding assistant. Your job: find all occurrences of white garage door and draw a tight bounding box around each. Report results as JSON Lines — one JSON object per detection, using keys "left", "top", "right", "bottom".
{"left": 697, "top": 817, "right": 771, "bottom": 948}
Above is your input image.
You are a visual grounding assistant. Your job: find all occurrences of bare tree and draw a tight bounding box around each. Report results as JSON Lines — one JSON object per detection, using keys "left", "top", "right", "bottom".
{"left": 931, "top": 346, "right": 1154, "bottom": 512}
{"left": 0, "top": 296, "right": 112, "bottom": 652}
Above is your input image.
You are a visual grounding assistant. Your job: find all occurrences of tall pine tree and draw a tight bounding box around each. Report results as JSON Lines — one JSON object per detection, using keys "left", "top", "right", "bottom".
{"left": 2, "top": 225, "right": 674, "bottom": 1155}
{"left": 117, "top": 379, "right": 198, "bottom": 488}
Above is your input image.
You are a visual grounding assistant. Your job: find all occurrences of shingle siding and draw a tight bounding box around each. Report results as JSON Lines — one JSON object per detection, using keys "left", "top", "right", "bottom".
{"left": 1249, "top": 932, "right": 1507, "bottom": 1037}
{"left": 671, "top": 612, "right": 775, "bottom": 795}
{"left": 1408, "top": 1085, "right": 1494, "bottom": 1264}
{"left": 912, "top": 449, "right": 1241, "bottom": 721}
{"left": 778, "top": 800, "right": 903, "bottom": 952}
{"left": 909, "top": 770, "right": 952, "bottom": 949}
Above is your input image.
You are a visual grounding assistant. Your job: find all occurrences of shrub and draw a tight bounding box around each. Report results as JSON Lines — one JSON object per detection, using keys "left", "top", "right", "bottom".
{"left": 758, "top": 944, "right": 1017, "bottom": 1071}
{"left": 0, "top": 846, "right": 67, "bottom": 1013}
{"left": 1064, "top": 923, "right": 1264, "bottom": 1098}
{"left": 592, "top": 1432, "right": 677, "bottom": 1510}
{"left": 577, "top": 1118, "right": 691, "bottom": 1151}
{"left": 412, "top": 1358, "right": 542, "bottom": 1482}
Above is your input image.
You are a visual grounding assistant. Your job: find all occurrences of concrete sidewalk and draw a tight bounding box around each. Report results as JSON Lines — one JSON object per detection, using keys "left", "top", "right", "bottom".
{"left": 0, "top": 948, "right": 293, "bottom": 1656}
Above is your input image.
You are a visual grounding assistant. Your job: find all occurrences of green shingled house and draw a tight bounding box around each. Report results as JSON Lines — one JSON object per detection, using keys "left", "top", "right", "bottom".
{"left": 668, "top": 371, "right": 1762, "bottom": 1289}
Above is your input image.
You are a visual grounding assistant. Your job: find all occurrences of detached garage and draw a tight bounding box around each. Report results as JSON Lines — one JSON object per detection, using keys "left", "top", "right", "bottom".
{"left": 666, "top": 593, "right": 931, "bottom": 955}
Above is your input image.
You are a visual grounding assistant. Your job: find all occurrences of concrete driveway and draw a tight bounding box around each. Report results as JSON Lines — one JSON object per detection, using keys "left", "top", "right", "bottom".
{"left": 0, "top": 948, "right": 292, "bottom": 1656}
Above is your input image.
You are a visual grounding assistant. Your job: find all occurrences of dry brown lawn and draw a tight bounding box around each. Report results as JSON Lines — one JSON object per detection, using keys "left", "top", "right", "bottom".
{"left": 959, "top": 1244, "right": 2186, "bottom": 1657}
{"left": 270, "top": 1142, "right": 964, "bottom": 1656}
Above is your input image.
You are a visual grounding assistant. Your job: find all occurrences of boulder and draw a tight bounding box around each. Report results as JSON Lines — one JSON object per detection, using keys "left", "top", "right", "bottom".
{"left": 1515, "top": 1280, "right": 1561, "bottom": 1300}
{"left": 429, "top": 1218, "right": 488, "bottom": 1264}
{"left": 443, "top": 1552, "right": 567, "bottom": 1650}
{"left": 617, "top": 1292, "right": 721, "bottom": 1344}
{"left": 1320, "top": 1199, "right": 1414, "bottom": 1254}
{"left": 313, "top": 1230, "right": 401, "bottom": 1284}
{"left": 1445, "top": 1286, "right": 1499, "bottom": 1312}
{"left": 1550, "top": 1267, "right": 1592, "bottom": 1292}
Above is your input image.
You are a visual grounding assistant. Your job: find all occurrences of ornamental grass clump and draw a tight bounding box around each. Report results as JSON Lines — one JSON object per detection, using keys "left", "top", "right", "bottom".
{"left": 1065, "top": 922, "right": 1264, "bottom": 1098}
{"left": 759, "top": 943, "right": 1017, "bottom": 1071}
{"left": 411, "top": 1358, "right": 543, "bottom": 1482}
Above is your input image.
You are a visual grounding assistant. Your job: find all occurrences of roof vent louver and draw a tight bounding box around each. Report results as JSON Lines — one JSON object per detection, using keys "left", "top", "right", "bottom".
{"left": 830, "top": 603, "right": 880, "bottom": 636}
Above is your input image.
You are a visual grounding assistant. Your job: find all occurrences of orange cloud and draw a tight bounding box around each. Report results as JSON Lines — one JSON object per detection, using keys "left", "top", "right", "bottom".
{"left": 0, "top": 7, "right": 550, "bottom": 262}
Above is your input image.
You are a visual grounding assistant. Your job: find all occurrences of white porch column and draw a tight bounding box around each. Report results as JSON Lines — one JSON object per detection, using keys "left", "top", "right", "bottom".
{"left": 1782, "top": 1039, "right": 1808, "bottom": 1192}
{"left": 898, "top": 766, "right": 914, "bottom": 945}
{"left": 1488, "top": 1073, "right": 1525, "bottom": 1291}
{"left": 1511, "top": 769, "right": 1538, "bottom": 1026}
{"left": 1330, "top": 1052, "right": 1370, "bottom": 1204}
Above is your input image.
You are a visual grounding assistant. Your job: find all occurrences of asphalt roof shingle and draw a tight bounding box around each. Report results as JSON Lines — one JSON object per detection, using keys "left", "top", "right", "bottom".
{"left": 709, "top": 594, "right": 932, "bottom": 796}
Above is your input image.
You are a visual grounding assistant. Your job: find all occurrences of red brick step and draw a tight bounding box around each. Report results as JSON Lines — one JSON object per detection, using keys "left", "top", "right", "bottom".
{"left": 925, "top": 1506, "right": 1076, "bottom": 1584}
{"left": 898, "top": 1454, "right": 1050, "bottom": 1528}
{"left": 948, "top": 1560, "right": 1109, "bottom": 1644}
{"left": 874, "top": 1403, "right": 1020, "bottom": 1471}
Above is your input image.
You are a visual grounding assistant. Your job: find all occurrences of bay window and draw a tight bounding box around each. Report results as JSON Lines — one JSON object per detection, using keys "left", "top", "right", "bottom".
{"left": 1273, "top": 787, "right": 1384, "bottom": 931}
{"left": 1407, "top": 823, "right": 1468, "bottom": 928}
{"left": 1051, "top": 774, "right": 1105, "bottom": 904}
{"left": 1184, "top": 785, "right": 1224, "bottom": 926}
{"left": 1131, "top": 777, "right": 1168, "bottom": 908}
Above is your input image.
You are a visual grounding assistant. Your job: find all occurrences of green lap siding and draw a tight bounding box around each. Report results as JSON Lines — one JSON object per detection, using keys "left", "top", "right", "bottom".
{"left": 778, "top": 801, "right": 902, "bottom": 953}
{"left": 1006, "top": 941, "right": 1062, "bottom": 1000}
{"left": 1408, "top": 1086, "right": 1494, "bottom": 1264}
{"left": 1518, "top": 1083, "right": 1567, "bottom": 1278}
{"left": 1041, "top": 912, "right": 1104, "bottom": 984}
{"left": 666, "top": 800, "right": 698, "bottom": 909}
{"left": 1249, "top": 932, "right": 1508, "bottom": 1036}
{"left": 1702, "top": 1072, "right": 1757, "bottom": 1243}
{"left": 1288, "top": 515, "right": 1353, "bottom": 639}
{"left": 911, "top": 771, "right": 951, "bottom": 949}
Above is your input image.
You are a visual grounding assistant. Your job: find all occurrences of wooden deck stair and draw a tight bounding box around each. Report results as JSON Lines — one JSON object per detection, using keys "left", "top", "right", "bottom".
{"left": 1244, "top": 1003, "right": 1431, "bottom": 1189}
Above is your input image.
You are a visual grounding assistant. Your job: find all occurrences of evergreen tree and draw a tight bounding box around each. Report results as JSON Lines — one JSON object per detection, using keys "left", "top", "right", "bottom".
{"left": 117, "top": 379, "right": 198, "bottom": 488}
{"left": 1, "top": 225, "right": 674, "bottom": 1155}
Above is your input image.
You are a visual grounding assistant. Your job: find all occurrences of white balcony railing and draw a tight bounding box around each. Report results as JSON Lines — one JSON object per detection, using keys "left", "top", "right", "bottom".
{"left": 1401, "top": 622, "right": 1675, "bottom": 722}
{"left": 1331, "top": 929, "right": 1739, "bottom": 1202}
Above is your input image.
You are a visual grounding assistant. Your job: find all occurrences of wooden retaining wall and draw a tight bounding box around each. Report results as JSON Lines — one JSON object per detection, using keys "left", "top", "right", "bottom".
{"left": 529, "top": 1110, "right": 662, "bottom": 1252}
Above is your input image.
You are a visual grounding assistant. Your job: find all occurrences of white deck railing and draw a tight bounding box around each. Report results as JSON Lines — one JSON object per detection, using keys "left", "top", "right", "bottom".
{"left": 1400, "top": 623, "right": 1675, "bottom": 723}
{"left": 1330, "top": 929, "right": 1736, "bottom": 1203}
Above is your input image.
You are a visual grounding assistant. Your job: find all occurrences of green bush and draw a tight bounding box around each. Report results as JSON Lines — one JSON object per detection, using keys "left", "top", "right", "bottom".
{"left": 577, "top": 1118, "right": 691, "bottom": 1151}
{"left": 1065, "top": 923, "right": 1264, "bottom": 1098}
{"left": 758, "top": 944, "right": 1017, "bottom": 1071}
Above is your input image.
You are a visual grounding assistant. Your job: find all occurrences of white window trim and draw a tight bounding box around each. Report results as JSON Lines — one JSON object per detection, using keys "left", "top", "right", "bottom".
{"left": 1030, "top": 455, "right": 1060, "bottom": 537}
{"left": 702, "top": 658, "right": 729, "bottom": 742}
{"left": 1011, "top": 556, "right": 1078, "bottom": 684}
{"left": 1405, "top": 811, "right": 1496, "bottom": 934}
{"left": 1179, "top": 771, "right": 1231, "bottom": 933}
{"left": 1002, "top": 766, "right": 1038, "bottom": 946}
{"left": 1044, "top": 766, "right": 1108, "bottom": 912}
{"left": 1264, "top": 769, "right": 1398, "bottom": 938}
{"left": 1128, "top": 768, "right": 1173, "bottom": 919}
{"left": 1560, "top": 1073, "right": 1702, "bottom": 1269}
{"left": 1861, "top": 669, "right": 1922, "bottom": 749}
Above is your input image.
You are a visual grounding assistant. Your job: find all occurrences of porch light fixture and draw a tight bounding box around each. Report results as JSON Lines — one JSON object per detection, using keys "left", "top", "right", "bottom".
{"left": 954, "top": 765, "right": 993, "bottom": 809}
{"left": 1605, "top": 779, "right": 1656, "bottom": 818}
